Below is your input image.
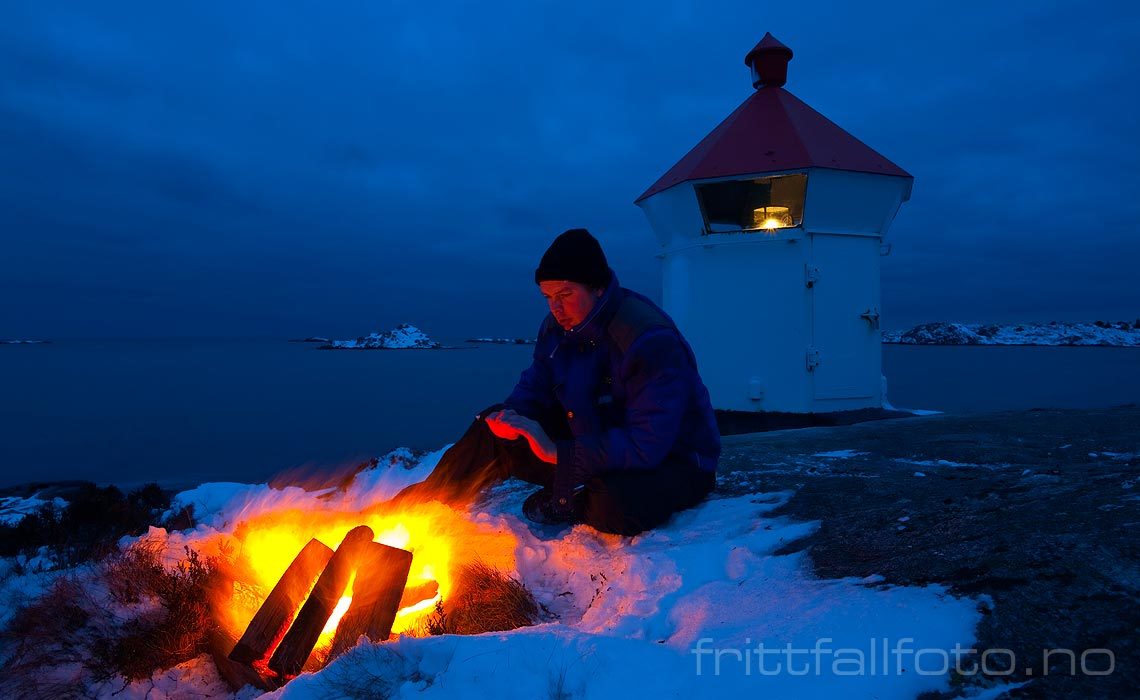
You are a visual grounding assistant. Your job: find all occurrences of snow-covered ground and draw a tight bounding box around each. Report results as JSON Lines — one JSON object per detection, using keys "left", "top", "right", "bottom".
{"left": 882, "top": 321, "right": 1140, "bottom": 346}
{"left": 1, "top": 448, "right": 997, "bottom": 699}
{"left": 0, "top": 339, "right": 48, "bottom": 344}
{"left": 322, "top": 324, "right": 441, "bottom": 349}
{"left": 113, "top": 452, "right": 987, "bottom": 698}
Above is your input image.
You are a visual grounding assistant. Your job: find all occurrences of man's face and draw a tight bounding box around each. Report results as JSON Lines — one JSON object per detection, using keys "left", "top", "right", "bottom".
{"left": 539, "top": 280, "right": 603, "bottom": 330}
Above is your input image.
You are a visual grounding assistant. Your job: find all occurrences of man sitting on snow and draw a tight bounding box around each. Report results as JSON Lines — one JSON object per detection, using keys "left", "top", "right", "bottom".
{"left": 394, "top": 228, "right": 720, "bottom": 535}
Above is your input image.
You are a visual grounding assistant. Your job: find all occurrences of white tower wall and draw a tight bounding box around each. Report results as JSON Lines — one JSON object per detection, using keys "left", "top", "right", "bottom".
{"left": 640, "top": 168, "right": 911, "bottom": 413}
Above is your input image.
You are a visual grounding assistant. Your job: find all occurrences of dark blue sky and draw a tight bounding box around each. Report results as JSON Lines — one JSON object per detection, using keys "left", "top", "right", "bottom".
{"left": 2, "top": 1, "right": 1138, "bottom": 339}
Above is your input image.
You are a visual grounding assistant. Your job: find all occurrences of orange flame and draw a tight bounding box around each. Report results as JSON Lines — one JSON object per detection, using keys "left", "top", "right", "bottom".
{"left": 216, "top": 498, "right": 519, "bottom": 656}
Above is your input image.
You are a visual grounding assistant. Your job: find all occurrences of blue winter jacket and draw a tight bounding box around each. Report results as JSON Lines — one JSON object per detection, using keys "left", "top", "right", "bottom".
{"left": 504, "top": 273, "right": 720, "bottom": 499}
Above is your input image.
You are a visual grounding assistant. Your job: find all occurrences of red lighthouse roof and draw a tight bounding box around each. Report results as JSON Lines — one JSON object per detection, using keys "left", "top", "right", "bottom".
{"left": 635, "top": 35, "right": 911, "bottom": 203}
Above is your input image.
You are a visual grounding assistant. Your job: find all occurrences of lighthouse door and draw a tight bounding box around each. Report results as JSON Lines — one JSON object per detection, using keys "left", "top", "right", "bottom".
{"left": 809, "top": 234, "right": 881, "bottom": 407}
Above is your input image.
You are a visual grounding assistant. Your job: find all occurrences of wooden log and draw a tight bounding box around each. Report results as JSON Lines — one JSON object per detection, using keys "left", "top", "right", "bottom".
{"left": 229, "top": 538, "right": 334, "bottom": 665}
{"left": 268, "top": 525, "right": 375, "bottom": 677}
{"left": 211, "top": 628, "right": 276, "bottom": 692}
{"left": 327, "top": 542, "right": 414, "bottom": 660}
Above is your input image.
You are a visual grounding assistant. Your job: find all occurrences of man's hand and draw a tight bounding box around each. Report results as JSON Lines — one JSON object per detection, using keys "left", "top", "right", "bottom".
{"left": 485, "top": 410, "right": 558, "bottom": 464}
{"left": 485, "top": 409, "right": 524, "bottom": 440}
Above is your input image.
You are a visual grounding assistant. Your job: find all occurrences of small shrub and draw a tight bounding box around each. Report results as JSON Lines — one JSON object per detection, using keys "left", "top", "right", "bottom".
{"left": 104, "top": 544, "right": 168, "bottom": 606}
{"left": 421, "top": 562, "right": 539, "bottom": 636}
{"left": 89, "top": 546, "right": 222, "bottom": 680}
{"left": 0, "top": 483, "right": 172, "bottom": 565}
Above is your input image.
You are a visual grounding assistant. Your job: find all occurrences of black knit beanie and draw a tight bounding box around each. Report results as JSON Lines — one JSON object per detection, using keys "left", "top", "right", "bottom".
{"left": 534, "top": 228, "right": 611, "bottom": 289}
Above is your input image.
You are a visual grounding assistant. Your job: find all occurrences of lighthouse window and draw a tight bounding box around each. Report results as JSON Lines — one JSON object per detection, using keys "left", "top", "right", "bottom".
{"left": 696, "top": 174, "right": 807, "bottom": 234}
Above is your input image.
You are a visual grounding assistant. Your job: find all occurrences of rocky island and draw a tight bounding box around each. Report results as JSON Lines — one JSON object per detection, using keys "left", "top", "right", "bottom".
{"left": 319, "top": 324, "right": 442, "bottom": 350}
{"left": 883, "top": 320, "right": 1140, "bottom": 347}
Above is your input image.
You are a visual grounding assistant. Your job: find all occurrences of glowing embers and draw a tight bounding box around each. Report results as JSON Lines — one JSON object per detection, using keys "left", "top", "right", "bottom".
{"left": 228, "top": 525, "right": 415, "bottom": 682}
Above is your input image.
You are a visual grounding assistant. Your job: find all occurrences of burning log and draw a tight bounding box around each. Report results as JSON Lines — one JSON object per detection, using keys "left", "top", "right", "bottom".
{"left": 228, "top": 538, "right": 334, "bottom": 666}
{"left": 268, "top": 526, "right": 375, "bottom": 677}
{"left": 211, "top": 628, "right": 276, "bottom": 692}
{"left": 327, "top": 541, "right": 414, "bottom": 660}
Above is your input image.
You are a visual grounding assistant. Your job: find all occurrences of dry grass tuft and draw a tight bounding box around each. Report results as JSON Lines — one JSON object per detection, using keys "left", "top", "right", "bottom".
{"left": 0, "top": 542, "right": 226, "bottom": 697}
{"left": 421, "top": 561, "right": 539, "bottom": 636}
{"left": 0, "top": 576, "right": 95, "bottom": 699}
{"left": 90, "top": 544, "right": 223, "bottom": 680}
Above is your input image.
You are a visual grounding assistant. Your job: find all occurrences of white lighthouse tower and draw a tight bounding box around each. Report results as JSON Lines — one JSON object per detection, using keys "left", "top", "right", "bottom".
{"left": 636, "top": 33, "right": 913, "bottom": 416}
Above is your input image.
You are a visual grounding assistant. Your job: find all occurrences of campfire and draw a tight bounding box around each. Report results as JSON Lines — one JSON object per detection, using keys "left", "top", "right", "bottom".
{"left": 206, "top": 498, "right": 521, "bottom": 689}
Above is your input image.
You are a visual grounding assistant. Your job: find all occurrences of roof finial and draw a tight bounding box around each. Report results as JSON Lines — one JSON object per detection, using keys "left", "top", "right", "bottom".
{"left": 744, "top": 32, "right": 793, "bottom": 89}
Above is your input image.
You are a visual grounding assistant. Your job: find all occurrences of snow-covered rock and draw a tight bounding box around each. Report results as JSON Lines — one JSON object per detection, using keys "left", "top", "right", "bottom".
{"left": 882, "top": 320, "right": 1140, "bottom": 346}
{"left": 0, "top": 495, "right": 67, "bottom": 525}
{"left": 322, "top": 324, "right": 441, "bottom": 350}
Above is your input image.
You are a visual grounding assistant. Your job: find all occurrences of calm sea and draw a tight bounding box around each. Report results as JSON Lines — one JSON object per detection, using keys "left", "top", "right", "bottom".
{"left": 1, "top": 340, "right": 1137, "bottom": 489}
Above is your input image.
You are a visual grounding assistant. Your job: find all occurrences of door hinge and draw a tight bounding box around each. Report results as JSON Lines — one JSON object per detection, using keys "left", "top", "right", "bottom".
{"left": 860, "top": 308, "right": 881, "bottom": 330}
{"left": 805, "top": 348, "right": 821, "bottom": 372}
{"left": 804, "top": 265, "right": 820, "bottom": 288}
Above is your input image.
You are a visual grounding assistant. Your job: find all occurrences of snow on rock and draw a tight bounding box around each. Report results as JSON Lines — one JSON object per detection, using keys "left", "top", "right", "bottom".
{"left": 166, "top": 448, "right": 448, "bottom": 531}
{"left": 337, "top": 446, "right": 449, "bottom": 511}
{"left": 166, "top": 482, "right": 273, "bottom": 530}
{"left": 811, "top": 450, "right": 868, "bottom": 459}
{"left": 882, "top": 320, "right": 1140, "bottom": 346}
{"left": 323, "top": 324, "right": 441, "bottom": 349}
{"left": 0, "top": 494, "right": 67, "bottom": 526}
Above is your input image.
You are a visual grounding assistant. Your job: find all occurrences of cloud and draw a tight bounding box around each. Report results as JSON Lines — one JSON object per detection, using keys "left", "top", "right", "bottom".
{"left": 1, "top": 0, "right": 1138, "bottom": 338}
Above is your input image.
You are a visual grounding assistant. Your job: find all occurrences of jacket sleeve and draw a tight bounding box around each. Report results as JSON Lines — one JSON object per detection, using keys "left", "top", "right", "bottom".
{"left": 503, "top": 325, "right": 557, "bottom": 419}
{"left": 556, "top": 328, "right": 691, "bottom": 482}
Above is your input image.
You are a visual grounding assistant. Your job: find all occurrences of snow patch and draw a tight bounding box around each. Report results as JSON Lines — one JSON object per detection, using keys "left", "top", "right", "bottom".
{"left": 896, "top": 458, "right": 984, "bottom": 469}
{"left": 811, "top": 450, "right": 868, "bottom": 459}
